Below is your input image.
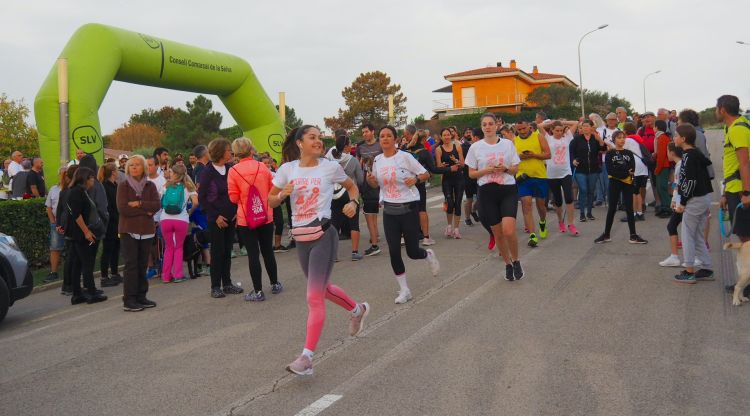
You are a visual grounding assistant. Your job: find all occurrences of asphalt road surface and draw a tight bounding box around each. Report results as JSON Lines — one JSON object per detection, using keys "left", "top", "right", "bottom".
{"left": 2, "top": 131, "right": 748, "bottom": 416}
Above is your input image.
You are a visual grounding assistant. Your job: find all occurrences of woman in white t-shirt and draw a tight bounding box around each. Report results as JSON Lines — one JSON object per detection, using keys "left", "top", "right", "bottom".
{"left": 269, "top": 125, "right": 369, "bottom": 376}
{"left": 539, "top": 120, "right": 579, "bottom": 235}
{"left": 365, "top": 126, "right": 440, "bottom": 305}
{"left": 465, "top": 113, "right": 524, "bottom": 281}
{"left": 158, "top": 164, "right": 198, "bottom": 283}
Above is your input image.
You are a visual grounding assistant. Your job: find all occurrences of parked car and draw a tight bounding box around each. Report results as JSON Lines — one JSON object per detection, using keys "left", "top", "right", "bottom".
{"left": 0, "top": 232, "right": 33, "bottom": 322}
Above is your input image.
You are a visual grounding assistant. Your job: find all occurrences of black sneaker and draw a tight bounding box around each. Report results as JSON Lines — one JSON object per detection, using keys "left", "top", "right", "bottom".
{"left": 512, "top": 261, "right": 524, "bottom": 280}
{"left": 43, "top": 272, "right": 59, "bottom": 284}
{"left": 223, "top": 284, "right": 244, "bottom": 294}
{"left": 273, "top": 245, "right": 289, "bottom": 253}
{"left": 594, "top": 234, "right": 611, "bottom": 244}
{"left": 287, "top": 239, "right": 296, "bottom": 249}
{"left": 101, "top": 277, "right": 119, "bottom": 287}
{"left": 86, "top": 293, "right": 108, "bottom": 304}
{"left": 364, "top": 245, "right": 381, "bottom": 256}
{"left": 137, "top": 298, "right": 157, "bottom": 308}
{"left": 211, "top": 288, "right": 226, "bottom": 298}
{"left": 71, "top": 294, "right": 88, "bottom": 305}
{"left": 471, "top": 211, "right": 480, "bottom": 223}
{"left": 628, "top": 234, "right": 648, "bottom": 244}
{"left": 694, "top": 269, "right": 715, "bottom": 281}
{"left": 271, "top": 282, "right": 284, "bottom": 294}
{"left": 579, "top": 216, "right": 587, "bottom": 223}
{"left": 636, "top": 214, "right": 646, "bottom": 221}
{"left": 586, "top": 214, "right": 596, "bottom": 221}
{"left": 111, "top": 274, "right": 124, "bottom": 284}
{"left": 504, "top": 264, "right": 514, "bottom": 281}
{"left": 464, "top": 218, "right": 473, "bottom": 226}
{"left": 123, "top": 302, "right": 145, "bottom": 312}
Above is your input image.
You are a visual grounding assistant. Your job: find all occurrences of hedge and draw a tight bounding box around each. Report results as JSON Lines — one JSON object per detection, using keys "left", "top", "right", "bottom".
{"left": 0, "top": 198, "right": 50, "bottom": 267}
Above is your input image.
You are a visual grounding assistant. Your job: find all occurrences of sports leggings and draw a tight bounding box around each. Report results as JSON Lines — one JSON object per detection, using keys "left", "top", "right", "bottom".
{"left": 441, "top": 175, "right": 464, "bottom": 216}
{"left": 383, "top": 203, "right": 428, "bottom": 275}
{"left": 160, "top": 219, "right": 188, "bottom": 281}
{"left": 604, "top": 179, "right": 636, "bottom": 236}
{"left": 296, "top": 226, "right": 357, "bottom": 352}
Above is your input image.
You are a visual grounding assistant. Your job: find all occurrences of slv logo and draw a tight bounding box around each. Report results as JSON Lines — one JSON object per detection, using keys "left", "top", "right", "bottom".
{"left": 267, "top": 133, "right": 283, "bottom": 154}
{"left": 72, "top": 125, "right": 103, "bottom": 154}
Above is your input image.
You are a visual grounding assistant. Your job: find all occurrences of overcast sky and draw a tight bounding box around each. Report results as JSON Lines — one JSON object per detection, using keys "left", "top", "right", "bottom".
{"left": 2, "top": 0, "right": 749, "bottom": 136}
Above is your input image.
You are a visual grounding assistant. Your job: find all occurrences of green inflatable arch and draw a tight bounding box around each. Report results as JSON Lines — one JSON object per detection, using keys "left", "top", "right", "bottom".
{"left": 35, "top": 23, "right": 285, "bottom": 181}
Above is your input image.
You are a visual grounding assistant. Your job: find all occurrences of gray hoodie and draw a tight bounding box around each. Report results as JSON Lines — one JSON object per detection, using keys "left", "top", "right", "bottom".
{"left": 326, "top": 150, "right": 364, "bottom": 187}
{"left": 694, "top": 126, "right": 715, "bottom": 180}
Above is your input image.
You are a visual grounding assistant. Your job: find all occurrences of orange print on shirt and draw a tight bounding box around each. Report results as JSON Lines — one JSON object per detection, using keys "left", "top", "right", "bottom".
{"left": 553, "top": 144, "right": 567, "bottom": 165}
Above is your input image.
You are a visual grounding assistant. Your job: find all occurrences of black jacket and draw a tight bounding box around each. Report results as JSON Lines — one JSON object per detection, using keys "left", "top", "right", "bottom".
{"left": 678, "top": 148, "right": 713, "bottom": 206}
{"left": 605, "top": 149, "right": 635, "bottom": 182}
{"left": 198, "top": 163, "right": 237, "bottom": 222}
{"left": 570, "top": 134, "right": 606, "bottom": 174}
{"left": 103, "top": 180, "right": 119, "bottom": 238}
{"left": 65, "top": 186, "right": 92, "bottom": 242}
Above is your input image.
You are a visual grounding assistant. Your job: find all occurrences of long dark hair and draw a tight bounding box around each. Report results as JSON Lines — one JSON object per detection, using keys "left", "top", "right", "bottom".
{"left": 281, "top": 128, "right": 301, "bottom": 163}
{"left": 331, "top": 134, "right": 350, "bottom": 159}
{"left": 378, "top": 125, "right": 398, "bottom": 140}
{"left": 72, "top": 167, "right": 95, "bottom": 188}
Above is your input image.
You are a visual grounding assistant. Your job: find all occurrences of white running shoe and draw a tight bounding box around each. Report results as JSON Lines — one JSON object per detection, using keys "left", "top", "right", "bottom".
{"left": 349, "top": 302, "right": 370, "bottom": 336}
{"left": 425, "top": 249, "right": 440, "bottom": 276}
{"left": 286, "top": 354, "right": 313, "bottom": 376}
{"left": 659, "top": 255, "right": 681, "bottom": 267}
{"left": 444, "top": 225, "right": 453, "bottom": 237}
{"left": 395, "top": 289, "right": 412, "bottom": 304}
{"left": 421, "top": 238, "right": 436, "bottom": 246}
{"left": 452, "top": 228, "right": 462, "bottom": 239}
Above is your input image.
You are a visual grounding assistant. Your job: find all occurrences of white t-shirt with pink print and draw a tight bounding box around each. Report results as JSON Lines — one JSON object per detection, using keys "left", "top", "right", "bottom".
{"left": 272, "top": 159, "right": 348, "bottom": 227}
{"left": 464, "top": 138, "right": 521, "bottom": 186}
{"left": 371, "top": 150, "right": 427, "bottom": 204}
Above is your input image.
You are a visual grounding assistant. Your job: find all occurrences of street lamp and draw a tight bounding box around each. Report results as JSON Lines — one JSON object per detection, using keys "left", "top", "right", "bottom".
{"left": 738, "top": 41, "right": 749, "bottom": 46}
{"left": 642, "top": 70, "right": 661, "bottom": 113}
{"left": 578, "top": 24, "right": 609, "bottom": 118}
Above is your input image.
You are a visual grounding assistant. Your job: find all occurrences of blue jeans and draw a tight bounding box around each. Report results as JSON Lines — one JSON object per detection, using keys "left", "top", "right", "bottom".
{"left": 595, "top": 164, "right": 608, "bottom": 203}
{"left": 574, "top": 172, "right": 598, "bottom": 217}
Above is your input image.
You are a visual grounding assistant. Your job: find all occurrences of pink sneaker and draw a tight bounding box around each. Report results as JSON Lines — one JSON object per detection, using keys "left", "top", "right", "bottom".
{"left": 452, "top": 228, "right": 462, "bottom": 239}
{"left": 349, "top": 302, "right": 370, "bottom": 336}
{"left": 444, "top": 225, "right": 453, "bottom": 237}
{"left": 559, "top": 221, "right": 566, "bottom": 233}
{"left": 286, "top": 354, "right": 313, "bottom": 376}
{"left": 568, "top": 224, "right": 579, "bottom": 236}
{"left": 488, "top": 235, "right": 495, "bottom": 250}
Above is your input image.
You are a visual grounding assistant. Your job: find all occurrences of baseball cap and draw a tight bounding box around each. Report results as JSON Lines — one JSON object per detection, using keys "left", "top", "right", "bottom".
{"left": 118, "top": 154, "right": 129, "bottom": 160}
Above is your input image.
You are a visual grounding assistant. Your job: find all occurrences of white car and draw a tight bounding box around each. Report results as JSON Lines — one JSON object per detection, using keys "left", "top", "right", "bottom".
{"left": 0, "top": 232, "right": 33, "bottom": 322}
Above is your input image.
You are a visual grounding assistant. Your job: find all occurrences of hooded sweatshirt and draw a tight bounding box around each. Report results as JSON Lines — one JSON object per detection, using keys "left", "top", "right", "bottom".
{"left": 678, "top": 147, "right": 713, "bottom": 206}
{"left": 326, "top": 151, "right": 364, "bottom": 188}
{"left": 654, "top": 131, "right": 672, "bottom": 175}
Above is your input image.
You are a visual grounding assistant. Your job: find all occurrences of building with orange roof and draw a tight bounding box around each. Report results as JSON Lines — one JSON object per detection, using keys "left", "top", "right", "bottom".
{"left": 433, "top": 59, "right": 577, "bottom": 118}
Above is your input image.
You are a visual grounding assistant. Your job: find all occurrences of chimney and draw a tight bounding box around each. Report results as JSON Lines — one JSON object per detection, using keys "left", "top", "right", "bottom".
{"left": 532, "top": 65, "right": 539, "bottom": 75}
{"left": 510, "top": 59, "right": 517, "bottom": 69}
{"left": 496, "top": 62, "right": 502, "bottom": 67}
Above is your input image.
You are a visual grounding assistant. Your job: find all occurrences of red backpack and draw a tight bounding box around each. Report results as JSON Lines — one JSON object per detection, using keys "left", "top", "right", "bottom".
{"left": 233, "top": 162, "right": 267, "bottom": 229}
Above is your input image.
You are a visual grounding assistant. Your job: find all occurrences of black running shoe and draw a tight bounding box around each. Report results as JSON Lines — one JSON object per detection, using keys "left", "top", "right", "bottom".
{"left": 223, "top": 284, "right": 244, "bottom": 294}
{"left": 123, "top": 302, "right": 145, "bottom": 312}
{"left": 504, "top": 264, "right": 514, "bottom": 281}
{"left": 512, "top": 261, "right": 524, "bottom": 280}
{"left": 211, "top": 288, "right": 226, "bottom": 298}
{"left": 579, "top": 216, "right": 587, "bottom": 223}
{"left": 271, "top": 282, "right": 284, "bottom": 294}
{"left": 694, "top": 269, "right": 715, "bottom": 281}
{"left": 464, "top": 218, "right": 473, "bottom": 226}
{"left": 594, "top": 234, "right": 611, "bottom": 244}
{"left": 364, "top": 245, "right": 381, "bottom": 256}
{"left": 101, "top": 277, "right": 119, "bottom": 287}
{"left": 471, "top": 211, "right": 480, "bottom": 223}
{"left": 137, "top": 298, "right": 157, "bottom": 308}
{"left": 586, "top": 214, "right": 596, "bottom": 221}
{"left": 628, "top": 234, "right": 648, "bottom": 244}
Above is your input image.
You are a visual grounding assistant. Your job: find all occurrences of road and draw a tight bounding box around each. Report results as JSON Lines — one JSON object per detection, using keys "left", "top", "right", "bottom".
{"left": 1, "top": 130, "right": 748, "bottom": 416}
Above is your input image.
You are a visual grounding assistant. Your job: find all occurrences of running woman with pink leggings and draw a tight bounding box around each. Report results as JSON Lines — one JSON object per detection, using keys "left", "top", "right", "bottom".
{"left": 269, "top": 125, "right": 370, "bottom": 376}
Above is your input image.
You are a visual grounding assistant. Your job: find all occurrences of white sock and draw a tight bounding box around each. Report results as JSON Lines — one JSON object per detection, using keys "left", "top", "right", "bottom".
{"left": 302, "top": 348, "right": 314, "bottom": 359}
{"left": 351, "top": 303, "right": 361, "bottom": 316}
{"left": 395, "top": 274, "right": 409, "bottom": 292}
{"left": 636, "top": 211, "right": 642, "bottom": 215}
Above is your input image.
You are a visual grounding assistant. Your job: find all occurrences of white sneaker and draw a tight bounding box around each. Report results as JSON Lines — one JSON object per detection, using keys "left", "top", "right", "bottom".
{"left": 659, "top": 255, "right": 681, "bottom": 267}
{"left": 400, "top": 237, "right": 405, "bottom": 246}
{"left": 425, "top": 249, "right": 440, "bottom": 276}
{"left": 349, "top": 302, "right": 370, "bottom": 336}
{"left": 452, "top": 228, "right": 462, "bottom": 239}
{"left": 421, "top": 238, "right": 436, "bottom": 246}
{"left": 395, "top": 289, "right": 412, "bottom": 304}
{"left": 444, "top": 225, "right": 453, "bottom": 237}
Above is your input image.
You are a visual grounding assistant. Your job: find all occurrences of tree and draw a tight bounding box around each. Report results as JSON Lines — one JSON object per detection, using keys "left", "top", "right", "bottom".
{"left": 699, "top": 107, "right": 718, "bottom": 127}
{"left": 129, "top": 106, "right": 180, "bottom": 132}
{"left": 324, "top": 71, "right": 407, "bottom": 130}
{"left": 131, "top": 95, "right": 222, "bottom": 151}
{"left": 276, "top": 104, "right": 303, "bottom": 131}
{"left": 108, "top": 123, "right": 165, "bottom": 151}
{"left": 527, "top": 85, "right": 634, "bottom": 116}
{"left": 0, "top": 94, "right": 39, "bottom": 157}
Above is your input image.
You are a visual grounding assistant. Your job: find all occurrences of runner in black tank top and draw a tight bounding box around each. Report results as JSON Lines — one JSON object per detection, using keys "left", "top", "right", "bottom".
{"left": 435, "top": 128, "right": 465, "bottom": 239}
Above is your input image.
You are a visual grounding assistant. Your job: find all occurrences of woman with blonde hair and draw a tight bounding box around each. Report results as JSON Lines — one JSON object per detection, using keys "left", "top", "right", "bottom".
{"left": 159, "top": 163, "right": 198, "bottom": 283}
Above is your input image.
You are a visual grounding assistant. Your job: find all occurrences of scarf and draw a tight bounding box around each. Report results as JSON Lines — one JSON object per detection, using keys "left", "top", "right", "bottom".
{"left": 126, "top": 175, "right": 148, "bottom": 197}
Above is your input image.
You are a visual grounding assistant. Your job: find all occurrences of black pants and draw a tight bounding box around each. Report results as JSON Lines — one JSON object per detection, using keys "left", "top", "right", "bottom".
{"left": 121, "top": 234, "right": 151, "bottom": 304}
{"left": 604, "top": 179, "right": 636, "bottom": 236}
{"left": 667, "top": 212, "right": 683, "bottom": 236}
{"left": 284, "top": 197, "right": 293, "bottom": 229}
{"left": 238, "top": 223, "right": 278, "bottom": 292}
{"left": 70, "top": 240, "right": 96, "bottom": 295}
{"left": 273, "top": 206, "right": 284, "bottom": 237}
{"left": 442, "top": 176, "right": 464, "bottom": 216}
{"left": 62, "top": 240, "right": 79, "bottom": 290}
{"left": 209, "top": 221, "right": 236, "bottom": 289}
{"left": 100, "top": 236, "right": 120, "bottom": 277}
{"left": 383, "top": 203, "right": 427, "bottom": 275}
{"left": 331, "top": 193, "right": 360, "bottom": 233}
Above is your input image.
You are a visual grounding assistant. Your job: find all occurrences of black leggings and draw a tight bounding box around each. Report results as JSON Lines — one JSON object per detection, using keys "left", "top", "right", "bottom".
{"left": 273, "top": 206, "right": 284, "bottom": 237}
{"left": 667, "top": 212, "right": 682, "bottom": 236}
{"left": 238, "top": 223, "right": 278, "bottom": 292}
{"left": 442, "top": 176, "right": 464, "bottom": 216}
{"left": 100, "top": 236, "right": 120, "bottom": 277}
{"left": 70, "top": 240, "right": 96, "bottom": 295}
{"left": 548, "top": 175, "right": 573, "bottom": 207}
{"left": 604, "top": 179, "right": 636, "bottom": 236}
{"left": 383, "top": 203, "right": 427, "bottom": 275}
{"left": 209, "top": 220, "right": 236, "bottom": 289}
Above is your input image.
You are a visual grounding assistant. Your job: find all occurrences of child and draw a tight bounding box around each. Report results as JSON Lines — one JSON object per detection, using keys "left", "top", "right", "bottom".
{"left": 595, "top": 131, "right": 648, "bottom": 244}
{"left": 672, "top": 124, "right": 714, "bottom": 284}
{"left": 660, "top": 143, "right": 684, "bottom": 267}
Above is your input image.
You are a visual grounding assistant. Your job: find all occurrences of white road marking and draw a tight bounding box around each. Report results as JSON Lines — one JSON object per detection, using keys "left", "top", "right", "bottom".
{"left": 294, "top": 395, "right": 343, "bottom": 416}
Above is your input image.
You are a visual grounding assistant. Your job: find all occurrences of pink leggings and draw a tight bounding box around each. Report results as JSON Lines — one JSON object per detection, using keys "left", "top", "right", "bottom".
{"left": 160, "top": 219, "right": 188, "bottom": 281}
{"left": 296, "top": 226, "right": 357, "bottom": 351}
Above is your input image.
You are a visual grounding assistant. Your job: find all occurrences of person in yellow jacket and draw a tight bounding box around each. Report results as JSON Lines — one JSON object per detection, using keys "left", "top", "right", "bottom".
{"left": 514, "top": 120, "right": 551, "bottom": 247}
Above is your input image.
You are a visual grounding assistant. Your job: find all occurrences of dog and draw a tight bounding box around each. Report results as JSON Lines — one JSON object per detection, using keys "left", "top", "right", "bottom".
{"left": 183, "top": 228, "right": 209, "bottom": 279}
{"left": 723, "top": 241, "right": 750, "bottom": 306}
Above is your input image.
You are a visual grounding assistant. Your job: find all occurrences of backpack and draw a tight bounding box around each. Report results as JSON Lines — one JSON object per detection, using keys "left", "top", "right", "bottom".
{"left": 233, "top": 163, "right": 267, "bottom": 229}
{"left": 632, "top": 142, "right": 655, "bottom": 170}
{"left": 161, "top": 183, "right": 185, "bottom": 215}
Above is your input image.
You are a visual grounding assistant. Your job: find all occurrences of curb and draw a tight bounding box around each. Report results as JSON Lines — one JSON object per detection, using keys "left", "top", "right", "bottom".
{"left": 32, "top": 265, "right": 126, "bottom": 295}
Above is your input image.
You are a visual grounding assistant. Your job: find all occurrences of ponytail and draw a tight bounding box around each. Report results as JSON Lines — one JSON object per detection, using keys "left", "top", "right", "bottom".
{"left": 332, "top": 135, "right": 349, "bottom": 159}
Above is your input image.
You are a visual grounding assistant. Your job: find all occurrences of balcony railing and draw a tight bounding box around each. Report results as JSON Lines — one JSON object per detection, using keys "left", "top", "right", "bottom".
{"left": 433, "top": 93, "right": 529, "bottom": 112}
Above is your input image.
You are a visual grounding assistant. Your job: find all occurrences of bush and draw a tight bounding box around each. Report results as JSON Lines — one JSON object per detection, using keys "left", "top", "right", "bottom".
{"left": 0, "top": 198, "right": 50, "bottom": 266}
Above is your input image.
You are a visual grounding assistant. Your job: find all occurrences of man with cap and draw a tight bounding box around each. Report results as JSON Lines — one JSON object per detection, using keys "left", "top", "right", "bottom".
{"left": 117, "top": 154, "right": 129, "bottom": 183}
{"left": 595, "top": 113, "right": 620, "bottom": 205}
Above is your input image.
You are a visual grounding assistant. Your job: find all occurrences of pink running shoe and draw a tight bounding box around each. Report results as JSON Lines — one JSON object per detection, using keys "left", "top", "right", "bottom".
{"left": 568, "top": 224, "right": 579, "bottom": 236}
{"left": 452, "top": 228, "right": 462, "bottom": 239}
{"left": 444, "top": 225, "right": 453, "bottom": 238}
{"left": 286, "top": 354, "right": 313, "bottom": 376}
{"left": 559, "top": 221, "right": 566, "bottom": 233}
{"left": 488, "top": 235, "right": 495, "bottom": 250}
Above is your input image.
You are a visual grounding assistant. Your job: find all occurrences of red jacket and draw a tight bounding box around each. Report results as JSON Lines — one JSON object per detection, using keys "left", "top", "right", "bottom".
{"left": 654, "top": 132, "right": 672, "bottom": 174}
